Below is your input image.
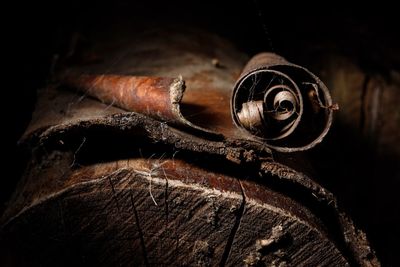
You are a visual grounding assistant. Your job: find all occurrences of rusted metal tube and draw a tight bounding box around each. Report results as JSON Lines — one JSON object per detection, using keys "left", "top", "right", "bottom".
{"left": 231, "top": 53, "right": 337, "bottom": 152}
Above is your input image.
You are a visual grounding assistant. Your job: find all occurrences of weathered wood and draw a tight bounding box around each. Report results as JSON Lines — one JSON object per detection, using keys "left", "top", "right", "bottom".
{"left": 309, "top": 55, "right": 400, "bottom": 266}
{"left": 1, "top": 26, "right": 380, "bottom": 266}
{"left": 1, "top": 156, "right": 349, "bottom": 266}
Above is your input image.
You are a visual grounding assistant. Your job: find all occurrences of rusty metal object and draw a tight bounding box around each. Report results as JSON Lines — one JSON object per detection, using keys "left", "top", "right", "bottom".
{"left": 60, "top": 73, "right": 217, "bottom": 136}
{"left": 232, "top": 53, "right": 337, "bottom": 152}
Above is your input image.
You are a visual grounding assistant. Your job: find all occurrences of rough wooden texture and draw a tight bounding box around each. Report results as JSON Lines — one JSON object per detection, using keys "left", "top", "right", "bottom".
{"left": 2, "top": 26, "right": 379, "bottom": 266}
{"left": 1, "top": 158, "right": 350, "bottom": 266}
{"left": 310, "top": 55, "right": 400, "bottom": 265}
{"left": 319, "top": 56, "right": 400, "bottom": 157}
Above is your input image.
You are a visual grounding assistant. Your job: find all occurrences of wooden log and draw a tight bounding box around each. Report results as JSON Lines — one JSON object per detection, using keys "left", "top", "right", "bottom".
{"left": 1, "top": 26, "right": 379, "bottom": 266}
{"left": 0, "top": 155, "right": 350, "bottom": 266}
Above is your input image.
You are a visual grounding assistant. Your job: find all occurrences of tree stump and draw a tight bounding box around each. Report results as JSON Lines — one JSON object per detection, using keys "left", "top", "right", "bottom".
{"left": 1, "top": 25, "right": 379, "bottom": 266}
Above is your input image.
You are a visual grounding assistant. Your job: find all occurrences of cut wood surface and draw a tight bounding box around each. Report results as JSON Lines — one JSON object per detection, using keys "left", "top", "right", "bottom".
{"left": 1, "top": 157, "right": 349, "bottom": 266}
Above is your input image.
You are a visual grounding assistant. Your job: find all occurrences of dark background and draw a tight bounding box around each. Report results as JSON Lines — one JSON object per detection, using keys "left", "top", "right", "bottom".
{"left": 7, "top": 1, "right": 400, "bottom": 266}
